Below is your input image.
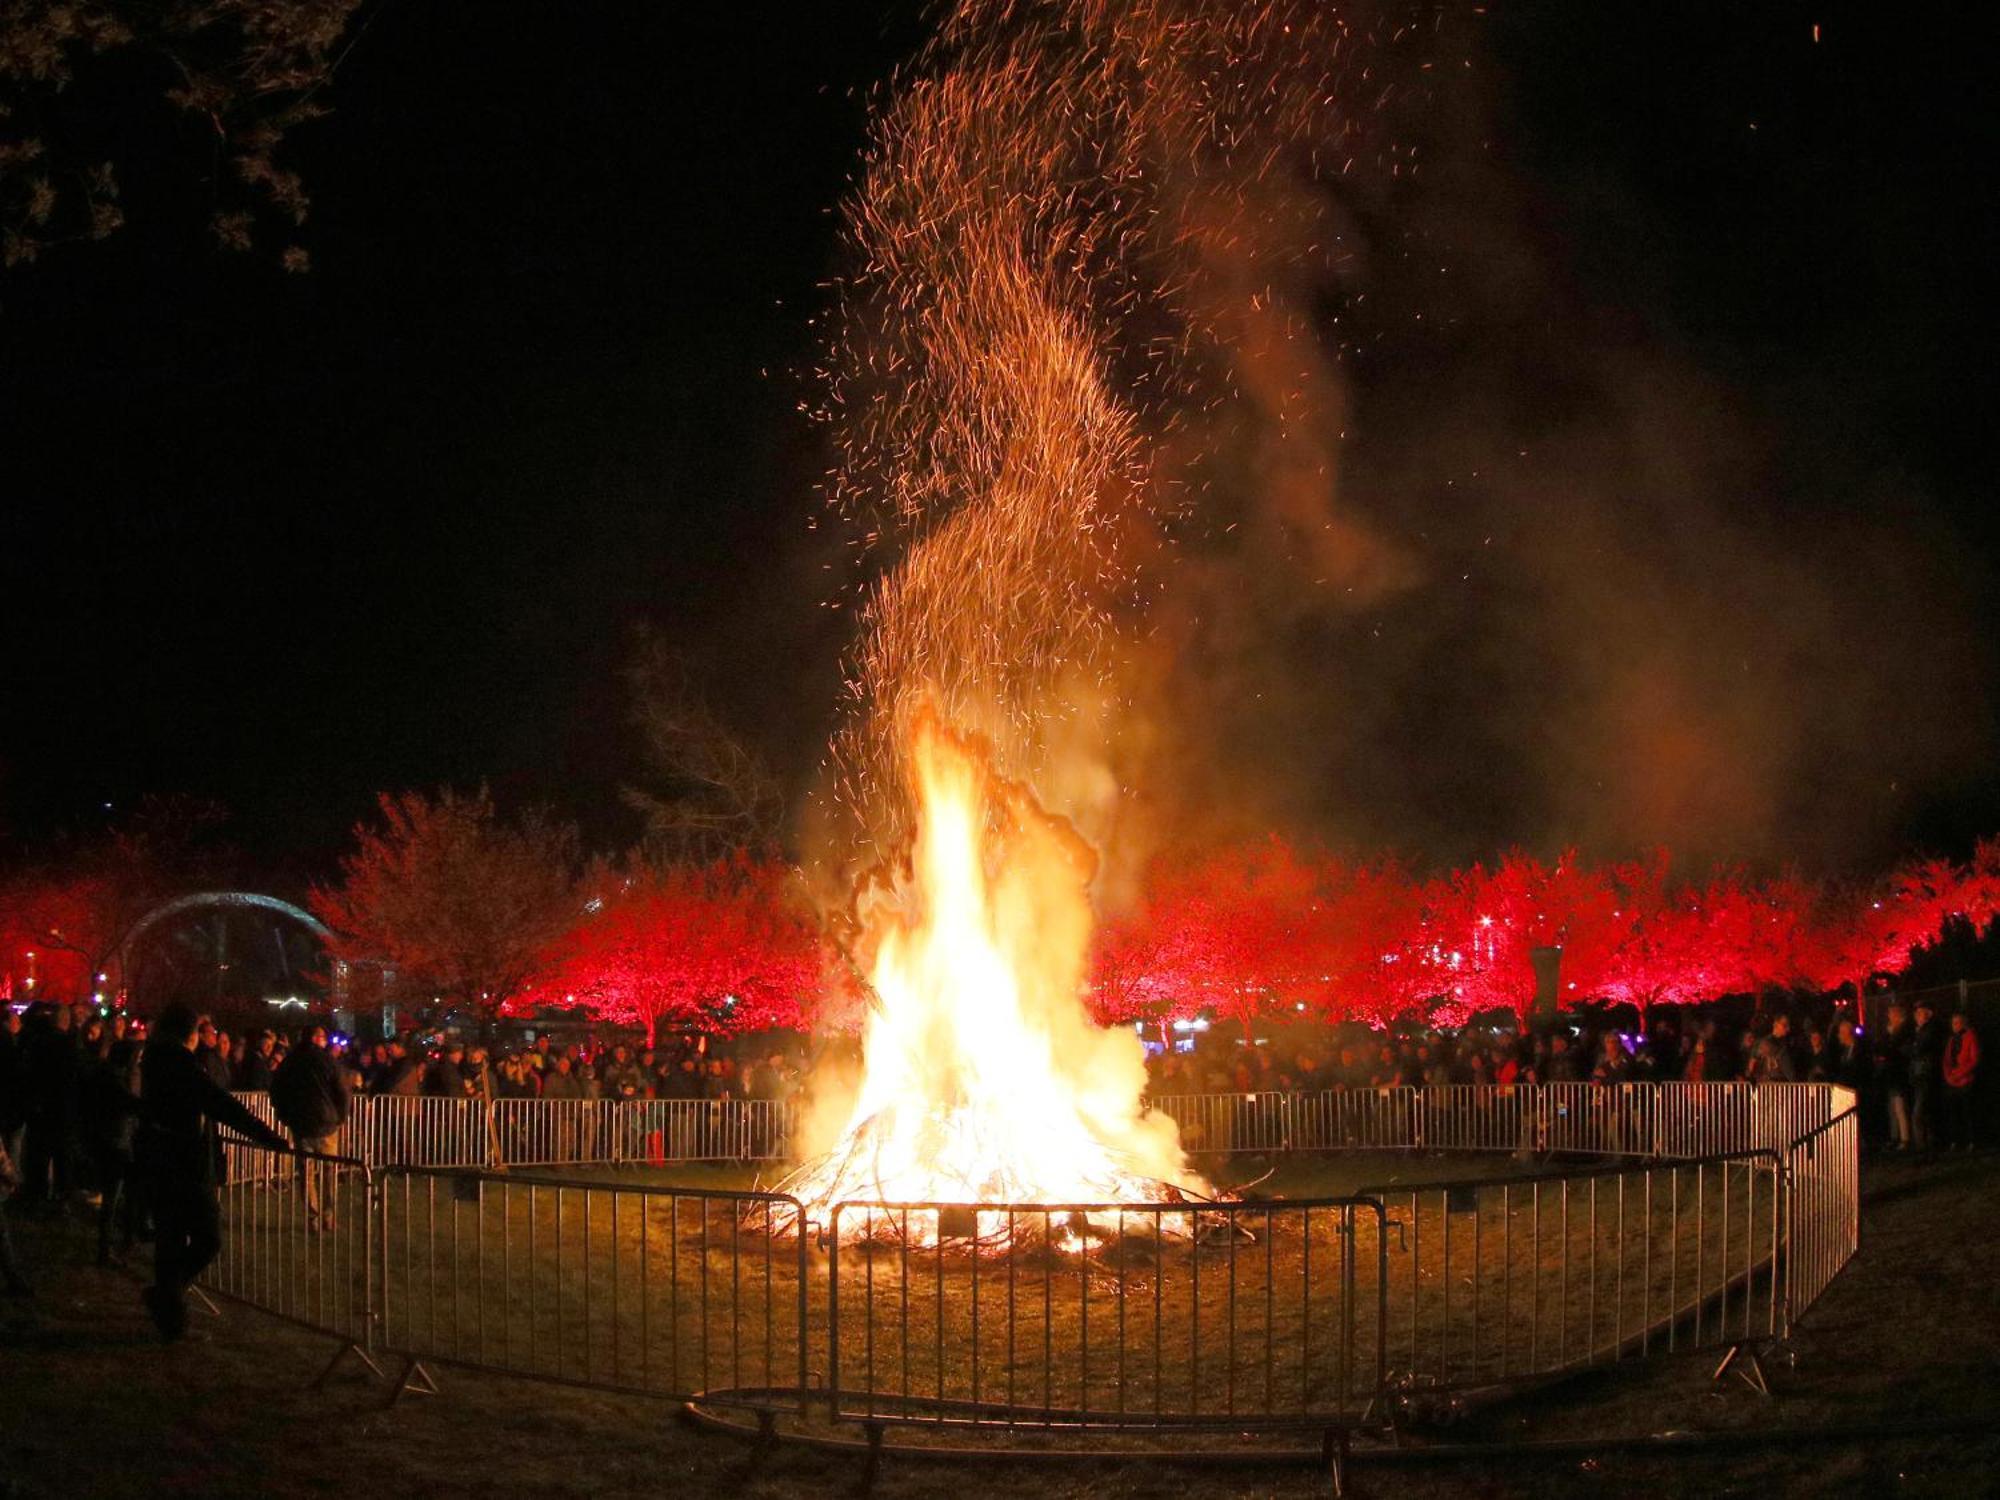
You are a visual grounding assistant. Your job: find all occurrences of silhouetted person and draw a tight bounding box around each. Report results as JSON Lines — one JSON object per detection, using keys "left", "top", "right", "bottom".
{"left": 271, "top": 1025, "right": 352, "bottom": 1229}
{"left": 1942, "top": 1010, "right": 1979, "bottom": 1149}
{"left": 0, "top": 1128, "right": 30, "bottom": 1297}
{"left": 375, "top": 1039, "right": 421, "bottom": 1096}
{"left": 81, "top": 1039, "right": 145, "bottom": 1266}
{"left": 1909, "top": 1000, "right": 1944, "bottom": 1150}
{"left": 421, "top": 1042, "right": 470, "bottom": 1098}
{"left": 235, "top": 1032, "right": 277, "bottom": 1092}
{"left": 1828, "top": 1018, "right": 1870, "bottom": 1093}
{"left": 1879, "top": 1003, "right": 1914, "bottom": 1148}
{"left": 20, "top": 1001, "right": 82, "bottom": 1207}
{"left": 0, "top": 1006, "right": 25, "bottom": 1174}
{"left": 137, "top": 1002, "right": 286, "bottom": 1341}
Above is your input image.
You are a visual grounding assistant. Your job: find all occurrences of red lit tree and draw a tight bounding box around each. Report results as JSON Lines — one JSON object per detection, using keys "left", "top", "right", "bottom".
{"left": 0, "top": 795, "right": 232, "bottom": 1003}
{"left": 527, "top": 855, "right": 826, "bottom": 1046}
{"left": 310, "top": 789, "right": 581, "bottom": 1023}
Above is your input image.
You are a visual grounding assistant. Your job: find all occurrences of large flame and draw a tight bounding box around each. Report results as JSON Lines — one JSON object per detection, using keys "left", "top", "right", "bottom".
{"left": 785, "top": 712, "right": 1205, "bottom": 1242}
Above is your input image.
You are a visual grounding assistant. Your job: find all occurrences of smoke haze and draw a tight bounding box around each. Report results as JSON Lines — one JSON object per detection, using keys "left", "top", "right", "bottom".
{"left": 807, "top": 0, "right": 1990, "bottom": 894}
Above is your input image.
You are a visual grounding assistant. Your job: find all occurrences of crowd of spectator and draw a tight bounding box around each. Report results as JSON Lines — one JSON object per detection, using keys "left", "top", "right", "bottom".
{"left": 1143, "top": 998, "right": 1983, "bottom": 1150}
{"left": 0, "top": 992, "right": 1985, "bottom": 1332}
{"left": 0, "top": 1001, "right": 813, "bottom": 1318}
{"left": 325, "top": 1031, "right": 804, "bottom": 1111}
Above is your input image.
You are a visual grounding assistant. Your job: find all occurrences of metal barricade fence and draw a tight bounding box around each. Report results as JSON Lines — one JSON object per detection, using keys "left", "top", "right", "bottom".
{"left": 1752, "top": 1082, "right": 1844, "bottom": 1155}
{"left": 204, "top": 1140, "right": 378, "bottom": 1376}
{"left": 1783, "top": 1100, "right": 1860, "bottom": 1325}
{"left": 231, "top": 1084, "right": 1863, "bottom": 1175}
{"left": 234, "top": 1095, "right": 803, "bottom": 1171}
{"left": 826, "top": 1197, "right": 1386, "bottom": 1434}
{"left": 1656, "top": 1083, "right": 1755, "bottom": 1159}
{"left": 342, "top": 1096, "right": 493, "bottom": 1171}
{"left": 374, "top": 1166, "right": 809, "bottom": 1413}
{"left": 1364, "top": 1151, "right": 1782, "bottom": 1391}
{"left": 490, "top": 1098, "right": 618, "bottom": 1168}
{"left": 201, "top": 1082, "right": 1855, "bottom": 1426}
{"left": 1154, "top": 1082, "right": 1842, "bottom": 1165}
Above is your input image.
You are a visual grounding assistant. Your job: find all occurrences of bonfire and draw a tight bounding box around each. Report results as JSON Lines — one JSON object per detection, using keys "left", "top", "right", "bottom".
{"left": 777, "top": 711, "right": 1212, "bottom": 1247}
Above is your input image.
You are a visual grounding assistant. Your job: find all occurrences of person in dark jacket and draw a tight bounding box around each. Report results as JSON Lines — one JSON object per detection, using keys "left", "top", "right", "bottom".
{"left": 539, "top": 1050, "right": 590, "bottom": 1160}
{"left": 1828, "top": 1018, "right": 1870, "bottom": 1092}
{"left": 234, "top": 1032, "right": 276, "bottom": 1092}
{"left": 1909, "top": 1000, "right": 1945, "bottom": 1150}
{"left": 0, "top": 1126, "right": 31, "bottom": 1296}
{"left": 137, "top": 1002, "right": 287, "bottom": 1341}
{"left": 81, "top": 1040, "right": 145, "bottom": 1266}
{"left": 1879, "top": 1003, "right": 1914, "bottom": 1148}
{"left": 19, "top": 1001, "right": 82, "bottom": 1207}
{"left": 194, "top": 1020, "right": 231, "bottom": 1089}
{"left": 421, "top": 1042, "right": 470, "bottom": 1099}
{"left": 0, "top": 1005, "right": 26, "bottom": 1173}
{"left": 598, "top": 1045, "right": 645, "bottom": 1102}
{"left": 270, "top": 1025, "right": 352, "bottom": 1229}
{"left": 376, "top": 1039, "right": 422, "bottom": 1096}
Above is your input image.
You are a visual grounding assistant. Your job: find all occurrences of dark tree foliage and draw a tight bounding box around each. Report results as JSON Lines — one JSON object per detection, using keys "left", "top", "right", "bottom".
{"left": 0, "top": 0, "right": 368, "bottom": 270}
{"left": 621, "top": 629, "right": 785, "bottom": 864}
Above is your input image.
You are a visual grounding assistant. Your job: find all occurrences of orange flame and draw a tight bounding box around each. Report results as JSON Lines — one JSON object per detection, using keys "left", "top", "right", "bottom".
{"left": 786, "top": 711, "right": 1205, "bottom": 1243}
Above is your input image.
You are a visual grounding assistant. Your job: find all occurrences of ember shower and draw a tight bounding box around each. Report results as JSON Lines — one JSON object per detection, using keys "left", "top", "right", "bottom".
{"left": 786, "top": 0, "right": 1427, "bottom": 1226}
{"left": 818, "top": 0, "right": 1420, "bottom": 855}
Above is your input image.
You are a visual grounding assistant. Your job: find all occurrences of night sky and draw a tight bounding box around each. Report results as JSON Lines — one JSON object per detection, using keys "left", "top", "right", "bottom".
{"left": 1, "top": 2, "right": 1992, "bottom": 882}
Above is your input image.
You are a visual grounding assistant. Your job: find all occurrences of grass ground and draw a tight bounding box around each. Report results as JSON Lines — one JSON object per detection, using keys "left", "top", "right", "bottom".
{"left": 1, "top": 1149, "right": 1995, "bottom": 1498}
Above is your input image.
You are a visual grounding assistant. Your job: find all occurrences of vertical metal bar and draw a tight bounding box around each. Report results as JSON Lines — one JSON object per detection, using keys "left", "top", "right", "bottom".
{"left": 731, "top": 1194, "right": 742, "bottom": 1398}
{"left": 669, "top": 1193, "right": 680, "bottom": 1393}
{"left": 827, "top": 1206, "right": 841, "bottom": 1417}
{"left": 1767, "top": 1158, "right": 1779, "bottom": 1340}
{"left": 1006, "top": 1208, "right": 1017, "bottom": 1420}
{"left": 1719, "top": 1160, "right": 1730, "bottom": 1350}
{"left": 1114, "top": 1211, "right": 1125, "bottom": 1419}
{"left": 639, "top": 1192, "right": 650, "bottom": 1387}
{"left": 1587, "top": 1175, "right": 1597, "bottom": 1362}
{"left": 1301, "top": 1202, "right": 1313, "bottom": 1407}
{"left": 1615, "top": 1173, "right": 1626, "bottom": 1356}
{"left": 1190, "top": 1205, "right": 1201, "bottom": 1414}
{"left": 1079, "top": 1215, "right": 1090, "bottom": 1421}
{"left": 1471, "top": 1190, "right": 1482, "bottom": 1379}
{"left": 1338, "top": 1205, "right": 1353, "bottom": 1417}
{"left": 899, "top": 1208, "right": 910, "bottom": 1404}
{"left": 937, "top": 1213, "right": 948, "bottom": 1414}
{"left": 1409, "top": 1191, "right": 1420, "bottom": 1376}
{"left": 970, "top": 1211, "right": 982, "bottom": 1415}
{"left": 474, "top": 1175, "right": 485, "bottom": 1367}
{"left": 1559, "top": 1178, "right": 1569, "bottom": 1367}
{"left": 586, "top": 1188, "right": 597, "bottom": 1379}
{"left": 794, "top": 1197, "right": 809, "bottom": 1418}
{"left": 556, "top": 1185, "right": 566, "bottom": 1376}
{"left": 1441, "top": 1191, "right": 1451, "bottom": 1380}
{"left": 1501, "top": 1183, "right": 1512, "bottom": 1378}
{"left": 1530, "top": 1179, "right": 1540, "bottom": 1371}
{"left": 1694, "top": 1163, "right": 1706, "bottom": 1347}
{"left": 1153, "top": 1209, "right": 1163, "bottom": 1419}
{"left": 1641, "top": 1168, "right": 1652, "bottom": 1357}
{"left": 1227, "top": 1203, "right": 1238, "bottom": 1415}
{"left": 1265, "top": 1204, "right": 1275, "bottom": 1414}
{"left": 1043, "top": 1209, "right": 1054, "bottom": 1420}
{"left": 864, "top": 1208, "right": 876, "bottom": 1418}
{"left": 699, "top": 1195, "right": 711, "bottom": 1395}
{"left": 762, "top": 1196, "right": 773, "bottom": 1396}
